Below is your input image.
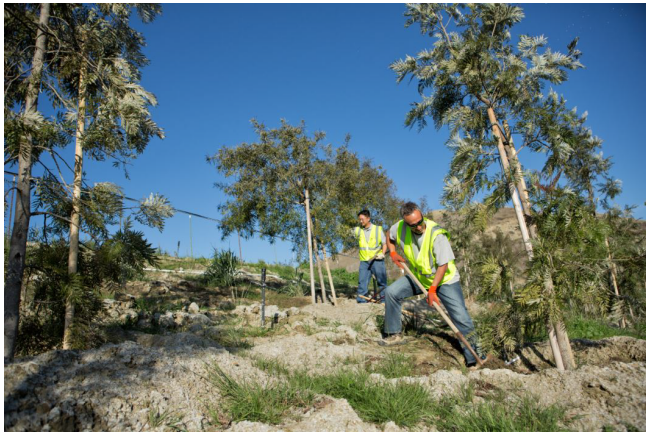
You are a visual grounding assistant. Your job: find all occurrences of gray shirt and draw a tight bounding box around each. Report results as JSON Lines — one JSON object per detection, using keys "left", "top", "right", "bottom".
{"left": 389, "top": 222, "right": 459, "bottom": 284}
{"left": 351, "top": 224, "right": 387, "bottom": 246}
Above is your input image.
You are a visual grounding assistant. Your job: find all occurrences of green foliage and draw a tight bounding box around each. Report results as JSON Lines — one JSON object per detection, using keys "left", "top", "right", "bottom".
{"left": 370, "top": 352, "right": 415, "bottom": 379}
{"left": 392, "top": 3, "right": 644, "bottom": 361}
{"left": 15, "top": 228, "right": 158, "bottom": 356}
{"left": 432, "top": 390, "right": 568, "bottom": 432}
{"left": 209, "top": 119, "right": 401, "bottom": 261}
{"left": 204, "top": 249, "right": 241, "bottom": 288}
{"left": 207, "top": 365, "right": 313, "bottom": 425}
{"left": 565, "top": 315, "right": 645, "bottom": 341}
{"left": 147, "top": 407, "right": 184, "bottom": 431}
{"left": 519, "top": 191, "right": 610, "bottom": 324}
{"left": 328, "top": 267, "right": 358, "bottom": 287}
{"left": 474, "top": 304, "right": 526, "bottom": 355}
{"left": 243, "top": 357, "right": 568, "bottom": 430}
{"left": 374, "top": 314, "right": 386, "bottom": 334}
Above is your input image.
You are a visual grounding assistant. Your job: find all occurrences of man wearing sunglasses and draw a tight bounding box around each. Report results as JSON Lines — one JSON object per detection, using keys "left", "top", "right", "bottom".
{"left": 352, "top": 209, "right": 388, "bottom": 303}
{"left": 381, "top": 202, "right": 485, "bottom": 369}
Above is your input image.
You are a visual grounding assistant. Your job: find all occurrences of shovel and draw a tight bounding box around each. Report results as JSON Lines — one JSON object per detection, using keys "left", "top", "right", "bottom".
{"left": 399, "top": 261, "right": 484, "bottom": 366}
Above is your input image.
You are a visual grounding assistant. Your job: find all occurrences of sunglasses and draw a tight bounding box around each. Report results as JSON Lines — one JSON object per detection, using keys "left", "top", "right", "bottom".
{"left": 405, "top": 216, "right": 424, "bottom": 228}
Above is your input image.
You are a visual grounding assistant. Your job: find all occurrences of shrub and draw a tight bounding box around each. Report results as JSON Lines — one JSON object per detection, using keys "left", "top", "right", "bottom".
{"left": 204, "top": 249, "right": 241, "bottom": 288}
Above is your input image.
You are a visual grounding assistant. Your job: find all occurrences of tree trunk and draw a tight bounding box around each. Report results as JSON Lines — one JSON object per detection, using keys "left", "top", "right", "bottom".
{"left": 554, "top": 320, "right": 576, "bottom": 370}
{"left": 486, "top": 108, "right": 534, "bottom": 260}
{"left": 313, "top": 237, "right": 327, "bottom": 304}
{"left": 487, "top": 107, "right": 572, "bottom": 370}
{"left": 4, "top": 3, "right": 50, "bottom": 362}
{"left": 7, "top": 176, "right": 16, "bottom": 237}
{"left": 304, "top": 189, "right": 316, "bottom": 304}
{"left": 544, "top": 271, "right": 574, "bottom": 370}
{"left": 63, "top": 56, "right": 88, "bottom": 350}
{"left": 503, "top": 119, "right": 538, "bottom": 239}
{"left": 320, "top": 244, "right": 338, "bottom": 306}
{"left": 547, "top": 321, "right": 565, "bottom": 371}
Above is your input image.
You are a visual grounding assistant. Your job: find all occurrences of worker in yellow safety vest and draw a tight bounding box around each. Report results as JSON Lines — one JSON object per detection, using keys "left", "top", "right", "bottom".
{"left": 352, "top": 210, "right": 388, "bottom": 303}
{"left": 382, "top": 201, "right": 486, "bottom": 369}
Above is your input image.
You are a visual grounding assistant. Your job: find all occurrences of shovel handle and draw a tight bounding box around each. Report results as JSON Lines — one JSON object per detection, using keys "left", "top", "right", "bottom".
{"left": 400, "top": 262, "right": 484, "bottom": 366}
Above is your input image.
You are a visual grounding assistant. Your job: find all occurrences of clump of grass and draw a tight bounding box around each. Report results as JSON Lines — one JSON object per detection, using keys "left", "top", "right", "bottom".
{"left": 371, "top": 352, "right": 415, "bottom": 378}
{"left": 207, "top": 365, "right": 313, "bottom": 425}
{"left": 248, "top": 358, "right": 567, "bottom": 430}
{"left": 339, "top": 353, "right": 366, "bottom": 366}
{"left": 566, "top": 315, "right": 645, "bottom": 340}
{"left": 210, "top": 327, "right": 252, "bottom": 349}
{"left": 148, "top": 407, "right": 184, "bottom": 430}
{"left": 251, "top": 356, "right": 291, "bottom": 376}
{"left": 432, "top": 392, "right": 568, "bottom": 432}
{"left": 245, "top": 359, "right": 435, "bottom": 428}
{"left": 350, "top": 319, "right": 366, "bottom": 334}
{"left": 315, "top": 317, "right": 330, "bottom": 327}
{"left": 375, "top": 314, "right": 385, "bottom": 334}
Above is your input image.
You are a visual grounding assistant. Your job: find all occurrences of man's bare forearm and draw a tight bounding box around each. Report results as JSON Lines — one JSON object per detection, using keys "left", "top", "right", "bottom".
{"left": 385, "top": 231, "right": 396, "bottom": 253}
{"left": 431, "top": 264, "right": 448, "bottom": 288}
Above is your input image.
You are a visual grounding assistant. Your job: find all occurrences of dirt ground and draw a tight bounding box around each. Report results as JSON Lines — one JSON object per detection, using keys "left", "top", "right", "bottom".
{"left": 4, "top": 274, "right": 646, "bottom": 432}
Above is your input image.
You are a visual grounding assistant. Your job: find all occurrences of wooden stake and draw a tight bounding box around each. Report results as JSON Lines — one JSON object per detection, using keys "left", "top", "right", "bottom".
{"left": 313, "top": 237, "right": 327, "bottom": 303}
{"left": 304, "top": 189, "right": 316, "bottom": 304}
{"left": 321, "top": 244, "right": 337, "bottom": 306}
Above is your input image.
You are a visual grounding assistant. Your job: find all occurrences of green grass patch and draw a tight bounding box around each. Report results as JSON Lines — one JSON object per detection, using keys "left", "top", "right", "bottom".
{"left": 375, "top": 314, "right": 385, "bottom": 334}
{"left": 370, "top": 352, "right": 415, "bottom": 378}
{"left": 566, "top": 316, "right": 645, "bottom": 340}
{"left": 432, "top": 392, "right": 568, "bottom": 431}
{"left": 282, "top": 368, "right": 434, "bottom": 428}
{"left": 207, "top": 365, "right": 313, "bottom": 425}
{"left": 245, "top": 261, "right": 300, "bottom": 281}
{"left": 156, "top": 255, "right": 211, "bottom": 271}
{"left": 209, "top": 327, "right": 253, "bottom": 349}
{"left": 240, "top": 357, "right": 569, "bottom": 430}
{"left": 328, "top": 268, "right": 358, "bottom": 287}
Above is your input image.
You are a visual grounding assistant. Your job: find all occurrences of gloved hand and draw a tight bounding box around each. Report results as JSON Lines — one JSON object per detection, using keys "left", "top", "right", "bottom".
{"left": 375, "top": 252, "right": 385, "bottom": 260}
{"left": 427, "top": 284, "right": 440, "bottom": 306}
{"left": 389, "top": 251, "right": 405, "bottom": 269}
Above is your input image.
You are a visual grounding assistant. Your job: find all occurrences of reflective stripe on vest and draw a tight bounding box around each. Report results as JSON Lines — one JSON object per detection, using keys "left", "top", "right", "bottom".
{"left": 395, "top": 218, "right": 457, "bottom": 287}
{"left": 356, "top": 224, "right": 382, "bottom": 261}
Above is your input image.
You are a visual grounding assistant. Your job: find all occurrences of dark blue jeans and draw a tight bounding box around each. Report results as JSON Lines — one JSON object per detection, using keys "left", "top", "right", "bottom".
{"left": 357, "top": 259, "right": 387, "bottom": 303}
{"left": 384, "top": 276, "right": 482, "bottom": 364}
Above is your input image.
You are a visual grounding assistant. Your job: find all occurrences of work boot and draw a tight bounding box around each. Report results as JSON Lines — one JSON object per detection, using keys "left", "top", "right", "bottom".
{"left": 378, "top": 333, "right": 406, "bottom": 347}
{"left": 467, "top": 354, "right": 492, "bottom": 371}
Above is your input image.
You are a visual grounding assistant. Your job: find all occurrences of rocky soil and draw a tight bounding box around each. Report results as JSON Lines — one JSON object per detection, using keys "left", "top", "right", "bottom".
{"left": 4, "top": 277, "right": 646, "bottom": 432}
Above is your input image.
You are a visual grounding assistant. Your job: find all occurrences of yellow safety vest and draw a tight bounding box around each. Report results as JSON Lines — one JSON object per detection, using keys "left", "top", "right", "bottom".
{"left": 355, "top": 224, "right": 383, "bottom": 262}
{"left": 395, "top": 218, "right": 457, "bottom": 287}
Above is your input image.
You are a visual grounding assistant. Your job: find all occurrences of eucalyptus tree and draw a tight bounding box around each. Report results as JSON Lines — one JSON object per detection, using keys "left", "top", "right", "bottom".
{"left": 45, "top": 3, "right": 164, "bottom": 348}
{"left": 602, "top": 206, "right": 646, "bottom": 326}
{"left": 390, "top": 3, "right": 586, "bottom": 369}
{"left": 4, "top": 3, "right": 52, "bottom": 362}
{"left": 210, "top": 119, "right": 328, "bottom": 303}
{"left": 309, "top": 145, "right": 401, "bottom": 302}
{"left": 210, "top": 120, "right": 401, "bottom": 304}
{"left": 312, "top": 145, "right": 401, "bottom": 255}
{"left": 528, "top": 91, "right": 631, "bottom": 327}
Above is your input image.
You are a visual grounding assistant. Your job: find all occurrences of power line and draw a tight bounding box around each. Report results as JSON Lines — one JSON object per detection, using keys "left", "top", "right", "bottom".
{"left": 4, "top": 170, "right": 360, "bottom": 260}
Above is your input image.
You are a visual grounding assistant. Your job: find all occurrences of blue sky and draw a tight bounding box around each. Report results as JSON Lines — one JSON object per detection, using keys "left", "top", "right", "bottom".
{"left": 8, "top": 3, "right": 646, "bottom": 264}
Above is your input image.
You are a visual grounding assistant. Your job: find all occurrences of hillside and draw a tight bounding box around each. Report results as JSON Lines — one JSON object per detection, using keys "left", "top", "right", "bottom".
{"left": 333, "top": 208, "right": 527, "bottom": 279}
{"left": 4, "top": 270, "right": 646, "bottom": 431}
